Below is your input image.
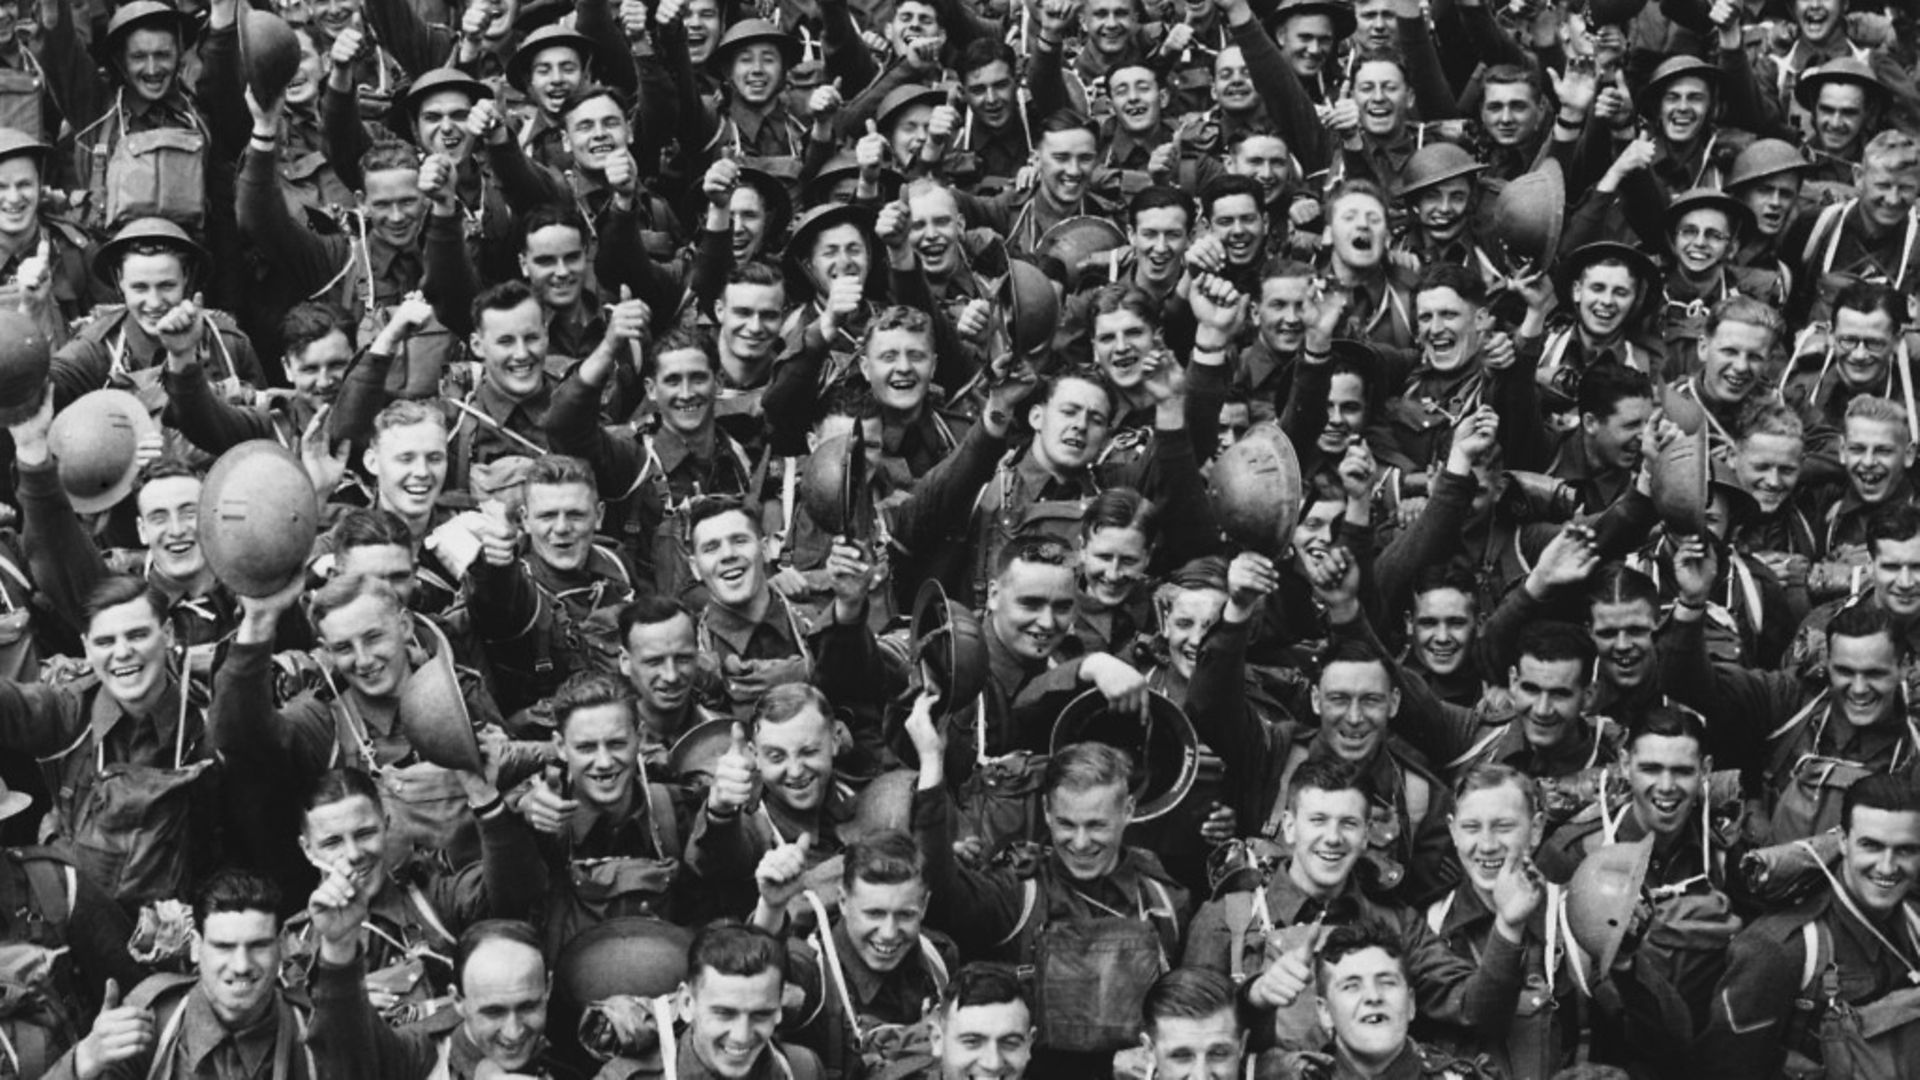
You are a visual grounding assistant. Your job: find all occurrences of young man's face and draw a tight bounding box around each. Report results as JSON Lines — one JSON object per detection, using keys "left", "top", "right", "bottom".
{"left": 1258, "top": 275, "right": 1311, "bottom": 354}
{"left": 1229, "top": 136, "right": 1291, "bottom": 204}
{"left": 1828, "top": 630, "right": 1903, "bottom": 728}
{"left": 1351, "top": 61, "right": 1408, "bottom": 138}
{"left": 1130, "top": 205, "right": 1190, "bottom": 289}
{"left": 198, "top": 909, "right": 282, "bottom": 1026}
{"left": 564, "top": 95, "right": 631, "bottom": 171}
{"left": 622, "top": 612, "right": 699, "bottom": 716}
{"left": 727, "top": 43, "right": 786, "bottom": 107}
{"left": 1590, "top": 598, "right": 1657, "bottom": 688}
{"left": 1080, "top": 525, "right": 1149, "bottom": 609}
{"left": 559, "top": 702, "right": 639, "bottom": 810}
{"left": 1582, "top": 394, "right": 1654, "bottom": 472}
{"left": 1316, "top": 947, "right": 1414, "bottom": 1066}
{"left": 1672, "top": 207, "right": 1734, "bottom": 277}
{"left": 887, "top": 0, "right": 941, "bottom": 52}
{"left": 1795, "top": 0, "right": 1843, "bottom": 41}
{"left": 137, "top": 474, "right": 205, "bottom": 583}
{"left": 1480, "top": 81, "right": 1542, "bottom": 147}
{"left": 1734, "top": 430, "right": 1803, "bottom": 514}
{"left": 0, "top": 155, "right": 41, "bottom": 239}
{"left": 318, "top": 592, "right": 412, "bottom": 700}
{"left": 931, "top": 999, "right": 1033, "bottom": 1080}
{"left": 1146, "top": 1008, "right": 1245, "bottom": 1080}
{"left": 520, "top": 223, "right": 588, "bottom": 310}
{"left": 366, "top": 420, "right": 448, "bottom": 523}
{"left": 415, "top": 90, "right": 477, "bottom": 160}
{"left": 1658, "top": 76, "right": 1711, "bottom": 145}
{"left": 336, "top": 542, "right": 416, "bottom": 607}
{"left": 907, "top": 186, "right": 966, "bottom": 278}
{"left": 1084, "top": 0, "right": 1137, "bottom": 55}
{"left": 1697, "top": 318, "right": 1772, "bottom": 406}
{"left": 1414, "top": 285, "right": 1482, "bottom": 372}
{"left": 1858, "top": 156, "right": 1920, "bottom": 229}
{"left": 690, "top": 509, "right": 768, "bottom": 610}
{"left": 1842, "top": 415, "right": 1913, "bottom": 504}
{"left": 682, "top": 968, "right": 783, "bottom": 1079}
{"left": 85, "top": 598, "right": 172, "bottom": 711}
{"left": 1211, "top": 47, "right": 1256, "bottom": 112}
{"left": 1509, "top": 654, "right": 1587, "bottom": 749}
{"left": 523, "top": 480, "right": 600, "bottom": 573}
{"left": 1626, "top": 732, "right": 1704, "bottom": 838}
{"left": 1278, "top": 14, "right": 1334, "bottom": 77}
{"left": 1353, "top": 0, "right": 1397, "bottom": 49}
{"left": 459, "top": 939, "right": 550, "bottom": 1072}
{"left": 1046, "top": 780, "right": 1132, "bottom": 881}
{"left": 805, "top": 223, "right": 870, "bottom": 298}
{"left": 1207, "top": 193, "right": 1266, "bottom": 268}
{"left": 120, "top": 27, "right": 180, "bottom": 103}
{"left": 1108, "top": 65, "right": 1163, "bottom": 136}
{"left": 471, "top": 298, "right": 549, "bottom": 400}
{"left": 1413, "top": 178, "right": 1472, "bottom": 243}
{"left": 987, "top": 558, "right": 1076, "bottom": 662}
{"left": 1283, "top": 784, "right": 1367, "bottom": 894}
{"left": 1312, "top": 659, "right": 1398, "bottom": 762}
{"left": 1450, "top": 782, "right": 1538, "bottom": 894}
{"left": 841, "top": 876, "right": 929, "bottom": 973}
{"left": 527, "top": 45, "right": 584, "bottom": 116}
{"left": 755, "top": 705, "right": 835, "bottom": 813}
{"left": 119, "top": 251, "right": 190, "bottom": 337}
{"left": 719, "top": 281, "right": 785, "bottom": 364}
{"left": 1871, "top": 533, "right": 1920, "bottom": 617}
{"left": 1408, "top": 588, "right": 1473, "bottom": 676}
{"left": 1036, "top": 129, "right": 1097, "bottom": 206}
{"left": 729, "top": 185, "right": 771, "bottom": 263}
{"left": 1573, "top": 263, "right": 1638, "bottom": 340}
{"left": 1163, "top": 586, "right": 1226, "bottom": 680}
{"left": 1739, "top": 174, "right": 1801, "bottom": 238}
{"left": 962, "top": 60, "right": 1015, "bottom": 131}
{"left": 301, "top": 793, "right": 388, "bottom": 898}
{"left": 1319, "top": 374, "right": 1367, "bottom": 456}
{"left": 285, "top": 329, "right": 352, "bottom": 404}
{"left": 1814, "top": 83, "right": 1870, "bottom": 156}
{"left": 860, "top": 326, "right": 935, "bottom": 413}
{"left": 1329, "top": 193, "right": 1387, "bottom": 271}
{"left": 1842, "top": 806, "right": 1920, "bottom": 913}
{"left": 685, "top": 0, "right": 721, "bottom": 61}
{"left": 1832, "top": 305, "right": 1897, "bottom": 391}
{"left": 1092, "top": 307, "right": 1155, "bottom": 390}
{"left": 650, "top": 348, "right": 717, "bottom": 436}
{"left": 1027, "top": 378, "right": 1112, "bottom": 473}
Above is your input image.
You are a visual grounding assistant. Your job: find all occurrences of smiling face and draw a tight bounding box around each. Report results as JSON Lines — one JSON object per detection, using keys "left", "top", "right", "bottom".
{"left": 1109, "top": 65, "right": 1162, "bottom": 136}
{"left": 0, "top": 155, "right": 40, "bottom": 238}
{"left": 755, "top": 704, "right": 835, "bottom": 813}
{"left": 1284, "top": 784, "right": 1367, "bottom": 895}
{"left": 858, "top": 326, "right": 934, "bottom": 414}
{"left": 520, "top": 223, "right": 587, "bottom": 310}
{"left": 119, "top": 250, "right": 190, "bottom": 337}
{"left": 1450, "top": 782, "right": 1538, "bottom": 895}
{"left": 622, "top": 612, "right": 698, "bottom": 716}
{"left": 1627, "top": 731, "right": 1703, "bottom": 838}
{"left": 932, "top": 999, "right": 1033, "bottom": 1080}
{"left": 527, "top": 44, "right": 584, "bottom": 116}
{"left": 1351, "top": 60, "right": 1408, "bottom": 138}
{"left": 1871, "top": 534, "right": 1920, "bottom": 617}
{"left": 1573, "top": 262, "right": 1639, "bottom": 340}
{"left": 684, "top": 968, "right": 783, "bottom": 1079}
{"left": 286, "top": 329, "right": 352, "bottom": 404}
{"left": 889, "top": 103, "right": 935, "bottom": 168}
{"left": 1658, "top": 76, "right": 1711, "bottom": 145}
{"left": 85, "top": 597, "right": 172, "bottom": 712}
{"left": 1329, "top": 191, "right": 1387, "bottom": 271}
{"left": 887, "top": 0, "right": 940, "bottom": 51}
{"left": 1130, "top": 205, "right": 1190, "bottom": 289}
{"left": 1207, "top": 193, "right": 1266, "bottom": 269}
{"left": 1412, "top": 178, "right": 1472, "bottom": 243}
{"left": 414, "top": 90, "right": 476, "bottom": 160}
{"left": 1672, "top": 207, "right": 1734, "bottom": 277}
{"left": 806, "top": 222, "right": 870, "bottom": 297}
{"left": 1164, "top": 586, "right": 1225, "bottom": 680}
{"left": 1842, "top": 415, "right": 1912, "bottom": 504}
{"left": 1415, "top": 285, "right": 1483, "bottom": 372}
{"left": 1258, "top": 274, "right": 1310, "bottom": 354}
{"left": 367, "top": 420, "right": 448, "bottom": 525}
{"left": 1583, "top": 394, "right": 1653, "bottom": 472}
{"left": 728, "top": 42, "right": 786, "bottom": 107}
{"left": 1084, "top": 0, "right": 1136, "bottom": 54}
{"left": 301, "top": 793, "right": 387, "bottom": 899}
{"left": 907, "top": 186, "right": 964, "bottom": 278}
{"left": 727, "top": 184, "right": 771, "bottom": 263}
{"left": 1279, "top": 14, "right": 1334, "bottom": 77}
{"left": 963, "top": 59, "right": 1015, "bottom": 131}
{"left": 1291, "top": 498, "right": 1342, "bottom": 572}
{"left": 1037, "top": 128, "right": 1097, "bottom": 207}
{"left": 1859, "top": 157, "right": 1920, "bottom": 229}
{"left": 1027, "top": 377, "right": 1113, "bottom": 473}
{"left": 1481, "top": 81, "right": 1542, "bottom": 147}
{"left": 119, "top": 26, "right": 180, "bottom": 103}
{"left": 1212, "top": 46, "right": 1255, "bottom": 113}
{"left": 842, "top": 876, "right": 928, "bottom": 973}
{"left": 1409, "top": 588, "right": 1473, "bottom": 676}
{"left": 690, "top": 509, "right": 767, "bottom": 610}
{"left": 1590, "top": 598, "right": 1657, "bottom": 689}
{"left": 284, "top": 30, "right": 324, "bottom": 106}
{"left": 1739, "top": 174, "right": 1800, "bottom": 237}
{"left": 987, "top": 557, "right": 1076, "bottom": 662}
{"left": 1833, "top": 306, "right": 1897, "bottom": 391}
{"left": 1312, "top": 659, "right": 1398, "bottom": 762}
{"left": 1047, "top": 780, "right": 1132, "bottom": 880}
{"left": 1828, "top": 631, "right": 1903, "bottom": 728}
{"left": 1814, "top": 83, "right": 1869, "bottom": 155}
{"left": 197, "top": 910, "right": 282, "bottom": 1027}
{"left": 566, "top": 95, "right": 630, "bottom": 174}
{"left": 1735, "top": 430, "right": 1803, "bottom": 514}
{"left": 1699, "top": 318, "right": 1772, "bottom": 406}
{"left": 471, "top": 297, "right": 549, "bottom": 400}
{"left": 1229, "top": 135, "right": 1290, "bottom": 204}
{"left": 1843, "top": 805, "right": 1920, "bottom": 913}
{"left": 1148, "top": 1010, "right": 1244, "bottom": 1080}
{"left": 650, "top": 347, "right": 717, "bottom": 436}
{"left": 1080, "top": 525, "right": 1149, "bottom": 610}
{"left": 459, "top": 938, "right": 549, "bottom": 1072}
{"left": 560, "top": 702, "right": 638, "bottom": 810}
{"left": 137, "top": 474, "right": 204, "bottom": 583}
{"left": 361, "top": 167, "right": 427, "bottom": 249}
{"left": 1510, "top": 654, "right": 1587, "bottom": 749}
{"left": 719, "top": 281, "right": 785, "bottom": 365}
{"left": 523, "top": 480, "right": 601, "bottom": 573}
{"left": 685, "top": 0, "right": 721, "bottom": 62}
{"left": 1795, "top": 0, "right": 1842, "bottom": 41}
{"left": 1092, "top": 307, "right": 1155, "bottom": 389}
{"left": 317, "top": 592, "right": 411, "bottom": 700}
{"left": 1316, "top": 946, "right": 1413, "bottom": 1064}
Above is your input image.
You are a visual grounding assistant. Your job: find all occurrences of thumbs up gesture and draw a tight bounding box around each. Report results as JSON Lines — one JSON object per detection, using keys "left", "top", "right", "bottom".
{"left": 606, "top": 283, "right": 652, "bottom": 342}
{"left": 1247, "top": 919, "right": 1321, "bottom": 1010}
{"left": 808, "top": 77, "right": 844, "bottom": 120}
{"left": 522, "top": 763, "right": 580, "bottom": 835}
{"left": 754, "top": 830, "right": 814, "bottom": 913}
{"left": 707, "top": 722, "right": 759, "bottom": 815}
{"left": 857, "top": 120, "right": 890, "bottom": 174}
{"left": 76, "top": 978, "right": 157, "bottom": 1079}
{"left": 474, "top": 497, "right": 519, "bottom": 567}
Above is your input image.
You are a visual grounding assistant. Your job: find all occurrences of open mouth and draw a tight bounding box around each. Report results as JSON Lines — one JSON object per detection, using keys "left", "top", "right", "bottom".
{"left": 716, "top": 562, "right": 749, "bottom": 585}
{"left": 1610, "top": 650, "right": 1645, "bottom": 679}
{"left": 502, "top": 356, "right": 540, "bottom": 382}
{"left": 1648, "top": 792, "right": 1685, "bottom": 817}
{"left": 866, "top": 937, "right": 905, "bottom": 962}
{"left": 1310, "top": 846, "right": 1350, "bottom": 871}
{"left": 1852, "top": 466, "right": 1890, "bottom": 491}
{"left": 885, "top": 375, "right": 922, "bottom": 397}
{"left": 1060, "top": 433, "right": 1087, "bottom": 453}
{"left": 398, "top": 477, "right": 436, "bottom": 501}
{"left": 434, "top": 128, "right": 465, "bottom": 153}
{"left": 1348, "top": 231, "right": 1376, "bottom": 255}
{"left": 742, "top": 75, "right": 770, "bottom": 95}
{"left": 1356, "top": 1009, "right": 1391, "bottom": 1026}
{"left": 161, "top": 538, "right": 196, "bottom": 559}
{"left": 916, "top": 238, "right": 949, "bottom": 263}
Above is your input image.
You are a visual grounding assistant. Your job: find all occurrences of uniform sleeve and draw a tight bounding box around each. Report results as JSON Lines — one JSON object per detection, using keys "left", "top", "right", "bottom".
{"left": 16, "top": 455, "right": 107, "bottom": 638}
{"left": 308, "top": 953, "right": 443, "bottom": 1078}
{"left": 1692, "top": 922, "right": 1804, "bottom": 1079}
{"left": 1400, "top": 909, "right": 1526, "bottom": 1035}
{"left": 912, "top": 783, "right": 1029, "bottom": 957}
{"left": 208, "top": 639, "right": 340, "bottom": 780}
{"left": 164, "top": 358, "right": 276, "bottom": 455}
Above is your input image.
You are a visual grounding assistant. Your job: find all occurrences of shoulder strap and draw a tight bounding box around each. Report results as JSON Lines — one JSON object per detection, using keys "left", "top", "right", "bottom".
{"left": 993, "top": 878, "right": 1040, "bottom": 949}
{"left": 1445, "top": 723, "right": 1511, "bottom": 772}
{"left": 1222, "top": 890, "right": 1255, "bottom": 984}
{"left": 778, "top": 1045, "right": 822, "bottom": 1080}
{"left": 16, "top": 855, "right": 73, "bottom": 929}
{"left": 1800, "top": 919, "right": 1827, "bottom": 993}
{"left": 1426, "top": 891, "right": 1455, "bottom": 935}
{"left": 646, "top": 782, "right": 682, "bottom": 856}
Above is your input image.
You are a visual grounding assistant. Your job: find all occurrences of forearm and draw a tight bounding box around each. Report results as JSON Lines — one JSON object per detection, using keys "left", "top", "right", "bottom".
{"left": 17, "top": 457, "right": 105, "bottom": 636}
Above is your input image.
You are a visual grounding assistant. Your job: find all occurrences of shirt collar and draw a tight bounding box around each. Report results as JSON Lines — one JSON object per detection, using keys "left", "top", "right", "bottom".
{"left": 177, "top": 987, "right": 280, "bottom": 1077}
{"left": 702, "top": 592, "right": 799, "bottom": 656}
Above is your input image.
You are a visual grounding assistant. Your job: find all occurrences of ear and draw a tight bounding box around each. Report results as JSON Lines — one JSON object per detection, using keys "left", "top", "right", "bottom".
{"left": 1529, "top": 811, "right": 1547, "bottom": 851}
{"left": 1027, "top": 400, "right": 1047, "bottom": 432}
{"left": 469, "top": 331, "right": 484, "bottom": 356}
{"left": 362, "top": 443, "right": 378, "bottom": 476}
{"left": 1314, "top": 991, "right": 1332, "bottom": 1034}
{"left": 1387, "top": 686, "right": 1401, "bottom": 717}
{"left": 1280, "top": 807, "right": 1298, "bottom": 846}
{"left": 676, "top": 982, "right": 694, "bottom": 1025}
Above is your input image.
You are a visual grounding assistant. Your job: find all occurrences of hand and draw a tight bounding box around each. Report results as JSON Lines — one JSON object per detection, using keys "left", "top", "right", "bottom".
{"left": 1491, "top": 851, "right": 1544, "bottom": 937}
{"left": 1272, "top": 1050, "right": 1337, "bottom": 1080}
{"left": 155, "top": 297, "right": 206, "bottom": 357}
{"left": 620, "top": 0, "right": 648, "bottom": 35}
{"left": 6, "top": 384, "right": 52, "bottom": 465}
{"left": 927, "top": 102, "right": 960, "bottom": 148}
{"left": 654, "top": 0, "right": 684, "bottom": 23}
{"left": 1754, "top": 550, "right": 1810, "bottom": 591}
{"left": 384, "top": 291, "right": 437, "bottom": 340}
{"left": 521, "top": 765, "right": 579, "bottom": 834}
{"left": 754, "top": 832, "right": 813, "bottom": 912}
{"left": 1525, "top": 523, "right": 1599, "bottom": 595}
{"left": 236, "top": 572, "right": 306, "bottom": 645}
{"left": 13, "top": 236, "right": 50, "bottom": 317}
{"left": 707, "top": 722, "right": 758, "bottom": 814}
{"left": 243, "top": 85, "right": 281, "bottom": 136}
{"left": 1591, "top": 71, "right": 1632, "bottom": 129}
{"left": 955, "top": 298, "right": 992, "bottom": 342}
{"left": 1199, "top": 802, "right": 1237, "bottom": 844}
{"left": 1447, "top": 404, "right": 1499, "bottom": 470}
{"left": 1141, "top": 348, "right": 1187, "bottom": 404}
{"left": 460, "top": 0, "right": 492, "bottom": 38}
{"left": 1304, "top": 544, "right": 1361, "bottom": 613}
{"left": 1147, "top": 135, "right": 1180, "bottom": 182}
{"left": 1604, "top": 135, "right": 1657, "bottom": 188}
{"left": 818, "top": 273, "right": 865, "bottom": 337}
{"left": 982, "top": 355, "right": 1037, "bottom": 434}
{"left": 467, "top": 98, "right": 507, "bottom": 145}
{"left": 1671, "top": 533, "right": 1718, "bottom": 605}
{"left": 1247, "top": 942, "right": 1314, "bottom": 1009}
{"left": 1082, "top": 652, "right": 1149, "bottom": 718}
{"left": 767, "top": 565, "right": 811, "bottom": 599}
{"left": 1184, "top": 233, "right": 1227, "bottom": 274}
{"left": 1322, "top": 97, "right": 1360, "bottom": 135}
{"left": 1510, "top": 268, "right": 1554, "bottom": 312}
{"left": 306, "top": 857, "right": 370, "bottom": 948}
{"left": 329, "top": 24, "right": 367, "bottom": 66}
{"left": 808, "top": 77, "right": 844, "bottom": 120}
{"left": 1038, "top": 0, "right": 1079, "bottom": 38}
{"left": 1226, "top": 550, "right": 1280, "bottom": 616}
{"left": 1546, "top": 63, "right": 1597, "bottom": 119}
{"left": 1289, "top": 197, "right": 1321, "bottom": 229}
{"left": 134, "top": 432, "right": 163, "bottom": 471}
{"left": 605, "top": 288, "right": 651, "bottom": 343}
{"left": 904, "top": 686, "right": 944, "bottom": 765}
{"left": 1337, "top": 439, "right": 1376, "bottom": 501}
{"left": 603, "top": 151, "right": 640, "bottom": 196}
{"left": 874, "top": 198, "right": 911, "bottom": 253}
{"left": 856, "top": 122, "right": 890, "bottom": 174}
{"left": 1189, "top": 272, "right": 1247, "bottom": 338}
{"left": 1480, "top": 330, "right": 1516, "bottom": 371}
{"left": 826, "top": 538, "right": 876, "bottom": 612}
{"left": 74, "top": 980, "right": 155, "bottom": 1080}
{"left": 1707, "top": 0, "right": 1739, "bottom": 44}
{"left": 905, "top": 33, "right": 945, "bottom": 71}
{"left": 417, "top": 152, "right": 456, "bottom": 207}
{"left": 1158, "top": 20, "right": 1195, "bottom": 54}
{"left": 1303, "top": 279, "right": 1350, "bottom": 350}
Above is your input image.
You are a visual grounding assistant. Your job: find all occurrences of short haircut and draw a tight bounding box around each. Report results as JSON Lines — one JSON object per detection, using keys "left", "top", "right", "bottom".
{"left": 1626, "top": 704, "right": 1708, "bottom": 755}
{"left": 751, "top": 683, "right": 831, "bottom": 734}
{"left": 688, "top": 920, "right": 787, "bottom": 984}
{"left": 133, "top": 458, "right": 197, "bottom": 503}
{"left": 1081, "top": 487, "right": 1157, "bottom": 544}
{"left": 1409, "top": 562, "right": 1478, "bottom": 607}
{"left": 1199, "top": 174, "right": 1264, "bottom": 218}
{"left": 196, "top": 868, "right": 283, "bottom": 931}
{"left": 1044, "top": 741, "right": 1133, "bottom": 799}
{"left": 309, "top": 572, "right": 405, "bottom": 627}
{"left": 1863, "top": 129, "right": 1920, "bottom": 173}
{"left": 330, "top": 507, "right": 414, "bottom": 555}
{"left": 1705, "top": 295, "right": 1784, "bottom": 346}
{"left": 471, "top": 279, "right": 541, "bottom": 334}
{"left": 822, "top": 378, "right": 881, "bottom": 423}
{"left": 992, "top": 533, "right": 1077, "bottom": 578}
{"left": 1481, "top": 63, "right": 1544, "bottom": 101}
{"left": 84, "top": 575, "right": 166, "bottom": 627}
{"left": 1288, "top": 757, "right": 1370, "bottom": 809}
{"left": 360, "top": 137, "right": 420, "bottom": 178}
{"left": 282, "top": 302, "right": 352, "bottom": 358}
{"left": 1842, "top": 772, "right": 1920, "bottom": 832}
{"left": 940, "top": 962, "right": 1028, "bottom": 1015}
{"left": 524, "top": 453, "right": 599, "bottom": 499}
{"left": 1315, "top": 919, "right": 1406, "bottom": 992}
{"left": 558, "top": 82, "right": 628, "bottom": 122}
{"left": 617, "top": 593, "right": 694, "bottom": 639}
{"left": 1326, "top": 177, "right": 1390, "bottom": 218}
{"left": 550, "top": 671, "right": 636, "bottom": 735}
{"left": 1577, "top": 361, "right": 1655, "bottom": 421}
{"left": 861, "top": 304, "right": 934, "bottom": 353}
{"left": 1316, "top": 635, "right": 1392, "bottom": 684}
{"left": 1515, "top": 619, "right": 1597, "bottom": 683}
{"left": 1833, "top": 279, "right": 1907, "bottom": 333}
{"left": 1141, "top": 968, "right": 1241, "bottom": 1034}
{"left": 517, "top": 203, "right": 590, "bottom": 254}
{"left": 1868, "top": 502, "right": 1920, "bottom": 556}
{"left": 727, "top": 259, "right": 786, "bottom": 291}
{"left": 1451, "top": 762, "right": 1542, "bottom": 816}
{"left": 1347, "top": 45, "right": 1408, "bottom": 78}
{"left": 303, "top": 767, "right": 384, "bottom": 819}
{"left": 1738, "top": 400, "right": 1805, "bottom": 443}
{"left": 1827, "top": 600, "right": 1905, "bottom": 654}
{"left": 1586, "top": 564, "right": 1659, "bottom": 614}
{"left": 454, "top": 919, "right": 545, "bottom": 987}
{"left": 842, "top": 829, "right": 925, "bottom": 892}
{"left": 372, "top": 398, "right": 450, "bottom": 439}
{"left": 1036, "top": 108, "right": 1098, "bottom": 143}
{"left": 1261, "top": 255, "right": 1317, "bottom": 285}
{"left": 956, "top": 38, "right": 1015, "bottom": 78}
{"left": 1415, "top": 263, "right": 1487, "bottom": 306}
{"left": 1129, "top": 185, "right": 1194, "bottom": 229}
{"left": 1089, "top": 283, "right": 1161, "bottom": 329}
{"left": 1844, "top": 394, "right": 1910, "bottom": 442}
{"left": 1035, "top": 367, "right": 1119, "bottom": 420}
{"left": 684, "top": 495, "right": 762, "bottom": 540}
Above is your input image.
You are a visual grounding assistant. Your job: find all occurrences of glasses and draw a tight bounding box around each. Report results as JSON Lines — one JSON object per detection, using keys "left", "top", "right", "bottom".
{"left": 1835, "top": 335, "right": 1892, "bottom": 355}
{"left": 1676, "top": 226, "right": 1732, "bottom": 245}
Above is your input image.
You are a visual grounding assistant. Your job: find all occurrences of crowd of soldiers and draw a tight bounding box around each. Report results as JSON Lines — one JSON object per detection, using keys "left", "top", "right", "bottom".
{"left": 0, "top": 0, "right": 1911, "bottom": 1074}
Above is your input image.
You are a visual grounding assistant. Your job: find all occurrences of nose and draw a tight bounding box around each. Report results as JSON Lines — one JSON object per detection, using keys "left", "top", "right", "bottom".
{"left": 499, "top": 1014, "right": 526, "bottom": 1045}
